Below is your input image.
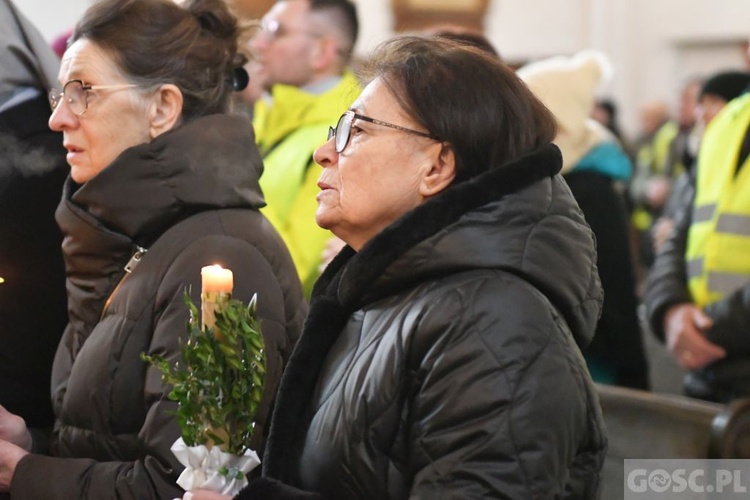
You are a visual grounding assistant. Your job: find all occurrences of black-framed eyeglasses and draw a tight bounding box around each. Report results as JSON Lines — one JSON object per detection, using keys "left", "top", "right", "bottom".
{"left": 48, "top": 79, "right": 139, "bottom": 116}
{"left": 327, "top": 110, "right": 439, "bottom": 153}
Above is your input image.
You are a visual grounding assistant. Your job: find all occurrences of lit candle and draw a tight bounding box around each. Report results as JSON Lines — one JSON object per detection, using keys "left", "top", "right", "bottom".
{"left": 201, "top": 264, "right": 233, "bottom": 333}
{"left": 201, "top": 264, "right": 233, "bottom": 293}
{"left": 200, "top": 264, "right": 234, "bottom": 451}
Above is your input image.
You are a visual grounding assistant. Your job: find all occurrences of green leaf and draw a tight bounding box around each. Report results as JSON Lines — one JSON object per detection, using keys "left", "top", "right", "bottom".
{"left": 140, "top": 288, "right": 267, "bottom": 455}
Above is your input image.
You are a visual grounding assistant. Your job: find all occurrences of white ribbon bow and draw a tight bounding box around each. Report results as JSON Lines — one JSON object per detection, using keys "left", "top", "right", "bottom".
{"left": 171, "top": 437, "right": 261, "bottom": 496}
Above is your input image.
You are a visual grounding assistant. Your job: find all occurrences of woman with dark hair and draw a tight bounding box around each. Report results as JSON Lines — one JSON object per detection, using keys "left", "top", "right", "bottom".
{"left": 0, "top": 0, "right": 306, "bottom": 498}
{"left": 188, "top": 35, "right": 606, "bottom": 500}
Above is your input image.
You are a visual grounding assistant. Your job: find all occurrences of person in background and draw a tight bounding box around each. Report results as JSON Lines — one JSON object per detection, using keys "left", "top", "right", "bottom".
{"left": 233, "top": 58, "right": 266, "bottom": 120}
{"left": 423, "top": 24, "right": 501, "bottom": 59}
{"left": 51, "top": 28, "right": 73, "bottom": 59}
{"left": 250, "top": 0, "right": 360, "bottom": 295}
{"left": 518, "top": 50, "right": 650, "bottom": 390}
{"left": 694, "top": 71, "right": 750, "bottom": 133}
{"left": 0, "top": 0, "right": 68, "bottom": 439}
{"left": 634, "top": 101, "right": 671, "bottom": 153}
{"left": 626, "top": 99, "right": 671, "bottom": 287}
{"left": 0, "top": 0, "right": 306, "bottom": 498}
{"left": 671, "top": 77, "right": 706, "bottom": 175}
{"left": 629, "top": 77, "right": 703, "bottom": 276}
{"left": 630, "top": 100, "right": 671, "bottom": 185}
{"left": 185, "top": 35, "right": 606, "bottom": 500}
{"left": 592, "top": 97, "right": 627, "bottom": 150}
{"left": 651, "top": 70, "right": 750, "bottom": 253}
{"left": 644, "top": 60, "right": 750, "bottom": 403}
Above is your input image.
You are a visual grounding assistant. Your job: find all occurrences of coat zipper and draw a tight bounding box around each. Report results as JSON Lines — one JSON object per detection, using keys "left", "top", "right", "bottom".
{"left": 99, "top": 245, "right": 148, "bottom": 321}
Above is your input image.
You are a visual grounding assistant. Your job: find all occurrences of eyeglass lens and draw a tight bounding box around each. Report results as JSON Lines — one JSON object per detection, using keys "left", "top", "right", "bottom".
{"left": 260, "top": 19, "right": 281, "bottom": 37}
{"left": 334, "top": 113, "right": 351, "bottom": 153}
{"left": 49, "top": 80, "right": 86, "bottom": 115}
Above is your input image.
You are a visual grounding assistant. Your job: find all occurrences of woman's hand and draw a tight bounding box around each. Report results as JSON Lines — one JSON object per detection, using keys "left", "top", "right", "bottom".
{"left": 181, "top": 490, "right": 233, "bottom": 500}
{"left": 0, "top": 406, "right": 31, "bottom": 452}
{"left": 0, "top": 439, "right": 28, "bottom": 491}
{"left": 664, "top": 303, "right": 726, "bottom": 370}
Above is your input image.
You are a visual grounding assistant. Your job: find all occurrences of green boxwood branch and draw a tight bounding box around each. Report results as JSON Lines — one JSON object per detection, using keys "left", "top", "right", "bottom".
{"left": 142, "top": 290, "right": 265, "bottom": 456}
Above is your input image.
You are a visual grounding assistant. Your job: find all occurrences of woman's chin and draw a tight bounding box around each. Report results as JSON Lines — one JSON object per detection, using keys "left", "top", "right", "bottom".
{"left": 69, "top": 166, "right": 90, "bottom": 184}
{"left": 315, "top": 212, "right": 334, "bottom": 231}
{"left": 315, "top": 202, "right": 338, "bottom": 228}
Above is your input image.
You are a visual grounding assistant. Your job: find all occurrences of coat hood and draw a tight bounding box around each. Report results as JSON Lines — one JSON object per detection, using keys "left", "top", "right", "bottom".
{"left": 329, "top": 143, "right": 603, "bottom": 348}
{"left": 59, "top": 113, "right": 265, "bottom": 247}
{"left": 572, "top": 140, "right": 632, "bottom": 181}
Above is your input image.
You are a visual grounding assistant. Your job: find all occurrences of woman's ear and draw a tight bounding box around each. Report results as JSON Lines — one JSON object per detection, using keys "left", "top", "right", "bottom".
{"left": 420, "top": 142, "right": 456, "bottom": 197}
{"left": 148, "top": 83, "right": 183, "bottom": 138}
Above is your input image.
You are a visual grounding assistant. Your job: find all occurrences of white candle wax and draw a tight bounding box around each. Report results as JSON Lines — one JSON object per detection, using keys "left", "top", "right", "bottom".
{"left": 201, "top": 265, "right": 233, "bottom": 294}
{"left": 201, "top": 265, "right": 233, "bottom": 331}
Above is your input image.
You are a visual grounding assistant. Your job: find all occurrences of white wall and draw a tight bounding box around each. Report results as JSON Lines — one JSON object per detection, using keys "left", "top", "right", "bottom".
{"left": 351, "top": 0, "right": 750, "bottom": 137}
{"left": 18, "top": 0, "right": 750, "bottom": 138}
{"left": 14, "top": 0, "right": 90, "bottom": 43}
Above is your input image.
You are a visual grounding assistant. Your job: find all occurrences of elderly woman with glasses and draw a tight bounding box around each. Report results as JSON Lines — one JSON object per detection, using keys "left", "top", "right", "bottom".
{"left": 0, "top": 0, "right": 307, "bottom": 498}
{"left": 185, "top": 35, "right": 607, "bottom": 500}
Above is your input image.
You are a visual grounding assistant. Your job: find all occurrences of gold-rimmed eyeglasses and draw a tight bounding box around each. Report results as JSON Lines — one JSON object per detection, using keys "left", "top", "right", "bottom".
{"left": 327, "top": 110, "right": 439, "bottom": 153}
{"left": 48, "top": 79, "right": 139, "bottom": 116}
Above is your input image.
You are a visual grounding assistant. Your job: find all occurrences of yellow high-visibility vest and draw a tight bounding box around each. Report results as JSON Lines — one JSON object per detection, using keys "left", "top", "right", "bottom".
{"left": 631, "top": 121, "right": 679, "bottom": 231}
{"left": 686, "top": 93, "right": 750, "bottom": 307}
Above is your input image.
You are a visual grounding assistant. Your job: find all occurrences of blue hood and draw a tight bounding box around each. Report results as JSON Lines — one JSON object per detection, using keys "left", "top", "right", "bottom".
{"left": 573, "top": 141, "right": 632, "bottom": 181}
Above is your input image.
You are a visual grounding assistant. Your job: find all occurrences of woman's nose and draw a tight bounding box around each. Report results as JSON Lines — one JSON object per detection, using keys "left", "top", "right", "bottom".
{"left": 313, "top": 137, "right": 337, "bottom": 168}
{"left": 48, "top": 99, "right": 74, "bottom": 132}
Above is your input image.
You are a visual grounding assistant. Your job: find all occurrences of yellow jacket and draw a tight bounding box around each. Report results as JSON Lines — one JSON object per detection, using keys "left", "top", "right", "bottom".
{"left": 686, "top": 93, "right": 750, "bottom": 307}
{"left": 254, "top": 72, "right": 361, "bottom": 295}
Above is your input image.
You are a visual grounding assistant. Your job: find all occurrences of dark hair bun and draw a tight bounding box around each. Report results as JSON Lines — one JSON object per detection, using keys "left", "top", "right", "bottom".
{"left": 232, "top": 66, "right": 249, "bottom": 91}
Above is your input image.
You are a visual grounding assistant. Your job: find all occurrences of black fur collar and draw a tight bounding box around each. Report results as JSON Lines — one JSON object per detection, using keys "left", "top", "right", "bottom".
{"left": 262, "top": 143, "right": 562, "bottom": 481}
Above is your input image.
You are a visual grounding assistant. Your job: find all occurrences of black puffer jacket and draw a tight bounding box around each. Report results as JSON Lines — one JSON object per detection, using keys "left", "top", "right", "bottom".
{"left": 0, "top": 89, "right": 68, "bottom": 429}
{"left": 11, "top": 114, "right": 307, "bottom": 499}
{"left": 239, "top": 144, "right": 607, "bottom": 499}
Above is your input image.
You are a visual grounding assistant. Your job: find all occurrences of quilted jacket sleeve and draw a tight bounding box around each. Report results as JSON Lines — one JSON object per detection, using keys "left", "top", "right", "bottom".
{"left": 11, "top": 232, "right": 302, "bottom": 500}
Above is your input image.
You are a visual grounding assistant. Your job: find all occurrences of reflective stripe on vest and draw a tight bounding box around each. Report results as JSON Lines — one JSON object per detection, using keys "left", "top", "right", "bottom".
{"left": 716, "top": 213, "right": 750, "bottom": 236}
{"left": 687, "top": 258, "right": 703, "bottom": 279}
{"left": 692, "top": 204, "right": 716, "bottom": 224}
{"left": 686, "top": 93, "right": 750, "bottom": 307}
{"left": 687, "top": 258, "right": 750, "bottom": 296}
{"left": 708, "top": 272, "right": 750, "bottom": 297}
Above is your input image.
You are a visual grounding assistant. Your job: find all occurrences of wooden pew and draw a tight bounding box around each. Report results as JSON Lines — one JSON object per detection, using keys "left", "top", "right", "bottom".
{"left": 596, "top": 384, "right": 750, "bottom": 498}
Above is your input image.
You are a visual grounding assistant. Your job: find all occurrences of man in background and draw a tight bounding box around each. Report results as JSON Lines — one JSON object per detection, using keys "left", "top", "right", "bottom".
{"left": 645, "top": 48, "right": 750, "bottom": 403}
{"left": 250, "top": 0, "right": 360, "bottom": 295}
{"left": 629, "top": 78, "right": 702, "bottom": 279}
